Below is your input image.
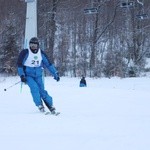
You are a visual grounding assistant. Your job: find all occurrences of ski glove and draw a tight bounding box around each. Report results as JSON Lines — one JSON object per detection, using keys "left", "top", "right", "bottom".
{"left": 20, "top": 75, "right": 27, "bottom": 83}
{"left": 54, "top": 72, "right": 60, "bottom": 82}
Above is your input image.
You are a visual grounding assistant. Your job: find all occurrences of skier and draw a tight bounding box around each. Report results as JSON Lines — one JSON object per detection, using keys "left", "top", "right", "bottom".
{"left": 17, "top": 37, "right": 60, "bottom": 114}
{"left": 79, "top": 76, "right": 87, "bottom": 87}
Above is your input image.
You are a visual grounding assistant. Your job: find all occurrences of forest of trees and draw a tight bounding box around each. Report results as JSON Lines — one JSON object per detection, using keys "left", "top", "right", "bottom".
{"left": 0, "top": 0, "right": 150, "bottom": 78}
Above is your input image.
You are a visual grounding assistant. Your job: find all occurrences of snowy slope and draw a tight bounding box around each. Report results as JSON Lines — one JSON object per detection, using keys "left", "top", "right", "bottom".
{"left": 0, "top": 76, "right": 150, "bottom": 150}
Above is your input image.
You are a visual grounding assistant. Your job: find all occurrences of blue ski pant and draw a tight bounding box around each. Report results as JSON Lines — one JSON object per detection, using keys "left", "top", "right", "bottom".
{"left": 26, "top": 76, "right": 53, "bottom": 107}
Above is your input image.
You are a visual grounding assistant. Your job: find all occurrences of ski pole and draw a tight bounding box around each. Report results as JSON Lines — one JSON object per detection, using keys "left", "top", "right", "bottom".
{"left": 4, "top": 81, "right": 21, "bottom": 91}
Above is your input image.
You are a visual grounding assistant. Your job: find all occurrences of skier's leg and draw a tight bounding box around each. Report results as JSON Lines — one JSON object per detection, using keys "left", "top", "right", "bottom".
{"left": 26, "top": 76, "right": 43, "bottom": 107}
{"left": 35, "top": 76, "right": 54, "bottom": 109}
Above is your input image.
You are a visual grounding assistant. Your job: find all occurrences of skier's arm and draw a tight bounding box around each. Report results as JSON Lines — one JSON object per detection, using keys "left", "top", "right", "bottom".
{"left": 41, "top": 51, "right": 60, "bottom": 81}
{"left": 17, "top": 49, "right": 28, "bottom": 77}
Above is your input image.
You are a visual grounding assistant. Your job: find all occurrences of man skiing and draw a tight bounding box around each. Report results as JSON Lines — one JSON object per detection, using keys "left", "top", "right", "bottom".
{"left": 17, "top": 37, "right": 60, "bottom": 114}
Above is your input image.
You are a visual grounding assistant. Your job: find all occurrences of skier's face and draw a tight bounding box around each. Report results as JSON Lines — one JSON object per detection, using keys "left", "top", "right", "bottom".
{"left": 29, "top": 43, "right": 38, "bottom": 49}
{"left": 29, "top": 43, "right": 39, "bottom": 53}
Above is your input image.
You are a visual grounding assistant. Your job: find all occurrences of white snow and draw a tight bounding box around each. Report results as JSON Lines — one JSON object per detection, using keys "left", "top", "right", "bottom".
{"left": 0, "top": 76, "right": 150, "bottom": 150}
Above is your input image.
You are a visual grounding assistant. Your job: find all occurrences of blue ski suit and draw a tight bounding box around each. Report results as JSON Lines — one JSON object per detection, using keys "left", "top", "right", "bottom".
{"left": 17, "top": 48, "right": 59, "bottom": 108}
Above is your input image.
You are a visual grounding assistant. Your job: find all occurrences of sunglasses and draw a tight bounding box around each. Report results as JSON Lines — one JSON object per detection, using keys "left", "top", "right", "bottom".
{"left": 29, "top": 43, "right": 38, "bottom": 48}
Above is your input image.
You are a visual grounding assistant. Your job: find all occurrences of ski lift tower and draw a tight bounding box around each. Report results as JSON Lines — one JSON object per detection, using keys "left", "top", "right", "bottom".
{"left": 24, "top": 0, "right": 37, "bottom": 48}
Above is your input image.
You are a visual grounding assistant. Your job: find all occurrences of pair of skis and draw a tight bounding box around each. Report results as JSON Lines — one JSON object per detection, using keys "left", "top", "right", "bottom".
{"left": 44, "top": 111, "right": 60, "bottom": 116}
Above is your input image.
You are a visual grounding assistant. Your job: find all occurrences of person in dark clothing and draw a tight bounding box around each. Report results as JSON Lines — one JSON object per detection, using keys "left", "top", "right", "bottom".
{"left": 17, "top": 37, "right": 60, "bottom": 114}
{"left": 79, "top": 76, "right": 87, "bottom": 87}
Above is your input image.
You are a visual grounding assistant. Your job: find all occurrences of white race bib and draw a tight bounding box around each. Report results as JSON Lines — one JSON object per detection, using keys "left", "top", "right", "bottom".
{"left": 24, "top": 49, "right": 42, "bottom": 67}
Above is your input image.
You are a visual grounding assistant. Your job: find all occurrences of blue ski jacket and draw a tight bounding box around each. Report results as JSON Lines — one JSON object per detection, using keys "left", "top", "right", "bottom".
{"left": 17, "top": 49, "right": 58, "bottom": 78}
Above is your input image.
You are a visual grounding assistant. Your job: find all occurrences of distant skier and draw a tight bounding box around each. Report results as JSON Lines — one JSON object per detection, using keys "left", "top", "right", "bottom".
{"left": 79, "top": 76, "right": 87, "bottom": 87}
{"left": 17, "top": 37, "right": 60, "bottom": 114}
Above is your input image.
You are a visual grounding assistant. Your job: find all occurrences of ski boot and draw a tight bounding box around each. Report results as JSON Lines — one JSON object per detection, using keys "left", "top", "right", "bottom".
{"left": 38, "top": 105, "right": 45, "bottom": 112}
{"left": 49, "top": 106, "right": 56, "bottom": 114}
